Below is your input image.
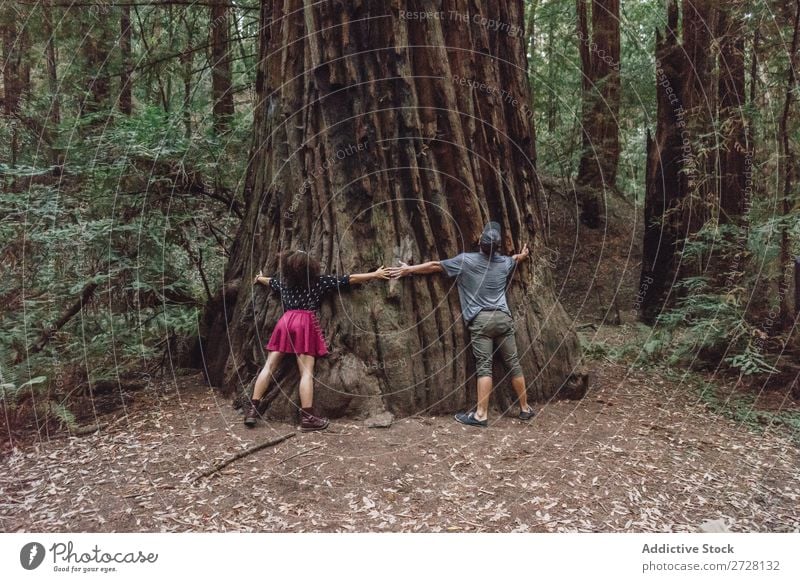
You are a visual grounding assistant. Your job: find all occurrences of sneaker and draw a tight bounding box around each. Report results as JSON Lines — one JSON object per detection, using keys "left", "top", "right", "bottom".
{"left": 243, "top": 399, "right": 261, "bottom": 427}
{"left": 454, "top": 411, "right": 488, "bottom": 427}
{"left": 519, "top": 406, "right": 535, "bottom": 421}
{"left": 300, "top": 408, "right": 329, "bottom": 432}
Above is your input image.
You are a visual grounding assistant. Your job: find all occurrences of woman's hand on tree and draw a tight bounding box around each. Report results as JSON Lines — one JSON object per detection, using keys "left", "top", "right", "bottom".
{"left": 373, "top": 266, "right": 390, "bottom": 280}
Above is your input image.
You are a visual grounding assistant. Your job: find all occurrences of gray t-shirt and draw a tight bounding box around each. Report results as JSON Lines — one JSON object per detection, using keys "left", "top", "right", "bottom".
{"left": 440, "top": 252, "right": 516, "bottom": 323}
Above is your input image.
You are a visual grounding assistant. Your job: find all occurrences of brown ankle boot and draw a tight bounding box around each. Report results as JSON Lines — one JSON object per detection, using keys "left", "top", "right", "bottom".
{"left": 243, "top": 399, "right": 260, "bottom": 427}
{"left": 300, "top": 407, "right": 329, "bottom": 432}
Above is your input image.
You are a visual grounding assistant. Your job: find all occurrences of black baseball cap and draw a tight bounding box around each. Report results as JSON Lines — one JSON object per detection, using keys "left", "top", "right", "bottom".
{"left": 479, "top": 221, "right": 501, "bottom": 246}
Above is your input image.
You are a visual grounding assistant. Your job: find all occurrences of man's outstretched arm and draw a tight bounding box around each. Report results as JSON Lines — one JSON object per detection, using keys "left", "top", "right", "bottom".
{"left": 388, "top": 261, "right": 443, "bottom": 278}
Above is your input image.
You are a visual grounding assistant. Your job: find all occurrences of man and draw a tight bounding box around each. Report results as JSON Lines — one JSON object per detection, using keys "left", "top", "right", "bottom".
{"left": 388, "top": 221, "right": 534, "bottom": 427}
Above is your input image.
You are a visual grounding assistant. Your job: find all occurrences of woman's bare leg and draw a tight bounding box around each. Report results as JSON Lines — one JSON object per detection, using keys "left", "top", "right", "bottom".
{"left": 296, "top": 354, "right": 316, "bottom": 408}
{"left": 252, "top": 351, "right": 284, "bottom": 400}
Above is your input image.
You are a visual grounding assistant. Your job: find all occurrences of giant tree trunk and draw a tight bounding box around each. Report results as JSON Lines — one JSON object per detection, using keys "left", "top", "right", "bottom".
{"left": 575, "top": 0, "right": 620, "bottom": 228}
{"left": 200, "top": 0, "right": 582, "bottom": 419}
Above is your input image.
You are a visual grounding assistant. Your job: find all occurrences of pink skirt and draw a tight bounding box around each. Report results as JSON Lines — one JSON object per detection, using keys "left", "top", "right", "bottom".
{"left": 266, "top": 310, "right": 329, "bottom": 357}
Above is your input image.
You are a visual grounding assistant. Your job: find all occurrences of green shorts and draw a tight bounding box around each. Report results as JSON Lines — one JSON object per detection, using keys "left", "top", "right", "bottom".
{"left": 467, "top": 310, "right": 523, "bottom": 379}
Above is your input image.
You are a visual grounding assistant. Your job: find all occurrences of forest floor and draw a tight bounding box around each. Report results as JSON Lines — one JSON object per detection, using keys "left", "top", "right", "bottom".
{"left": 2, "top": 326, "right": 799, "bottom": 533}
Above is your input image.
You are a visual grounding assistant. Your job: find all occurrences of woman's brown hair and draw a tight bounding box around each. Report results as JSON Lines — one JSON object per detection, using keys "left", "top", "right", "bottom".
{"left": 279, "top": 250, "right": 320, "bottom": 288}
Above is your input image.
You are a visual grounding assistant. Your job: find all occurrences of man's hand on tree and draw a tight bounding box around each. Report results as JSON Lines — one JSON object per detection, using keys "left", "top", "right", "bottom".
{"left": 387, "top": 262, "right": 412, "bottom": 278}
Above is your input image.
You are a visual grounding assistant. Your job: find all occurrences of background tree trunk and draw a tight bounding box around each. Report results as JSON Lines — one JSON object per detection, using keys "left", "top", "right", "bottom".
{"left": 639, "top": 1, "right": 685, "bottom": 324}
{"left": 210, "top": 0, "right": 234, "bottom": 132}
{"left": 679, "top": 0, "right": 716, "bottom": 240}
{"left": 717, "top": 5, "right": 748, "bottom": 223}
{"left": 1, "top": 4, "right": 23, "bottom": 167}
{"left": 575, "top": 0, "right": 620, "bottom": 228}
{"left": 82, "top": 13, "right": 112, "bottom": 114}
{"left": 120, "top": 5, "right": 133, "bottom": 115}
{"left": 199, "top": 0, "right": 582, "bottom": 419}
{"left": 778, "top": 0, "right": 800, "bottom": 330}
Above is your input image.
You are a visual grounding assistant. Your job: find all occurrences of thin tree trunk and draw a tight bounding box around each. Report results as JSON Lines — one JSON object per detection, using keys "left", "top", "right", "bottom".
{"left": 210, "top": 0, "right": 234, "bottom": 132}
{"left": 120, "top": 4, "right": 133, "bottom": 115}
{"left": 133, "top": 5, "right": 170, "bottom": 112}
{"left": 180, "top": 47, "right": 193, "bottom": 138}
{"left": 525, "top": 0, "right": 538, "bottom": 88}
{"left": 200, "top": 0, "right": 581, "bottom": 418}
{"left": 546, "top": 8, "right": 556, "bottom": 132}
{"left": 43, "top": 8, "right": 60, "bottom": 125}
{"left": 41, "top": 6, "right": 62, "bottom": 170}
{"left": 83, "top": 13, "right": 112, "bottom": 113}
{"left": 575, "top": 0, "right": 621, "bottom": 228}
{"left": 778, "top": 0, "right": 800, "bottom": 330}
{"left": 1, "top": 6, "right": 22, "bottom": 166}
{"left": 717, "top": 6, "right": 748, "bottom": 223}
{"left": 749, "top": 26, "right": 759, "bottom": 108}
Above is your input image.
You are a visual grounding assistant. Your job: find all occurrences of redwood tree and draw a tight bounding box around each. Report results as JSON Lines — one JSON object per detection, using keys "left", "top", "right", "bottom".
{"left": 639, "top": 0, "right": 718, "bottom": 323}
{"left": 639, "top": 1, "right": 685, "bottom": 324}
{"left": 575, "top": 0, "right": 620, "bottom": 228}
{"left": 199, "top": 0, "right": 582, "bottom": 419}
{"left": 717, "top": 5, "right": 748, "bottom": 223}
{"left": 120, "top": 5, "right": 133, "bottom": 115}
{"left": 210, "top": 0, "right": 234, "bottom": 132}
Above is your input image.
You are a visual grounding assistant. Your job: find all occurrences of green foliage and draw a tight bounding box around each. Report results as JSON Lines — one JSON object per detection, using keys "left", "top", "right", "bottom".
{"left": 2, "top": 102, "right": 244, "bottom": 431}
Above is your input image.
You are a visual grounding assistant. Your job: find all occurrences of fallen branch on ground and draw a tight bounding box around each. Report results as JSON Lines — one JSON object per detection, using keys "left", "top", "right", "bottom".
{"left": 193, "top": 433, "right": 296, "bottom": 482}
{"left": 69, "top": 423, "right": 109, "bottom": 436}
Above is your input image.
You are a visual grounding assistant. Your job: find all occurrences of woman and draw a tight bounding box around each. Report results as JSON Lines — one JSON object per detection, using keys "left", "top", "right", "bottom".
{"left": 246, "top": 250, "right": 389, "bottom": 431}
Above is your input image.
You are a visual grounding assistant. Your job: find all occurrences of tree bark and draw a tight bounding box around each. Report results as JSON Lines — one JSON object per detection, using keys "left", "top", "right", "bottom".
{"left": 82, "top": 12, "right": 113, "bottom": 113}
{"left": 120, "top": 4, "right": 133, "bottom": 115}
{"left": 210, "top": 0, "right": 234, "bottom": 132}
{"left": 200, "top": 0, "right": 581, "bottom": 419}
{"left": 679, "top": 0, "right": 716, "bottom": 238}
{"left": 778, "top": 0, "right": 800, "bottom": 330}
{"left": 638, "top": 1, "right": 685, "bottom": 324}
{"left": 575, "top": 0, "right": 620, "bottom": 228}
{"left": 43, "top": 7, "right": 60, "bottom": 128}
{"left": 1, "top": 5, "right": 22, "bottom": 166}
{"left": 639, "top": 0, "right": 728, "bottom": 323}
{"left": 717, "top": 6, "right": 748, "bottom": 223}
{"left": 525, "top": 0, "right": 537, "bottom": 87}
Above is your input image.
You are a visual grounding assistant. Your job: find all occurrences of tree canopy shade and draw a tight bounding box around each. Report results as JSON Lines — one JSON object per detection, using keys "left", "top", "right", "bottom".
{"left": 197, "top": 0, "right": 582, "bottom": 418}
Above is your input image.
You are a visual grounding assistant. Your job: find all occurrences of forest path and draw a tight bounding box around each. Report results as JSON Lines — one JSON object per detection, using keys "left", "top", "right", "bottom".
{"left": 2, "top": 338, "right": 799, "bottom": 532}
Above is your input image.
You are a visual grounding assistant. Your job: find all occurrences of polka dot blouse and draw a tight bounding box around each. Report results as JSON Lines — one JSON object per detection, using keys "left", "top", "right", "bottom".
{"left": 269, "top": 274, "right": 351, "bottom": 311}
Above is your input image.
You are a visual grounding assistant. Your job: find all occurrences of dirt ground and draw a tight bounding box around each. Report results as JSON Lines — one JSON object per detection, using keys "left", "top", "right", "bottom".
{"left": 2, "top": 351, "right": 799, "bottom": 533}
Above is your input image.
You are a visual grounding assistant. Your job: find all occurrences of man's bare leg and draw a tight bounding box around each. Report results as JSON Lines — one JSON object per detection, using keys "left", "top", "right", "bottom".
{"left": 475, "top": 376, "right": 493, "bottom": 421}
{"left": 511, "top": 375, "right": 533, "bottom": 414}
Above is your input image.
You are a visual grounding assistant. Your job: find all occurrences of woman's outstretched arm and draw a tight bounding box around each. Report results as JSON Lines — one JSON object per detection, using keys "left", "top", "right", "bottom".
{"left": 253, "top": 270, "right": 271, "bottom": 286}
{"left": 348, "top": 266, "right": 390, "bottom": 285}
